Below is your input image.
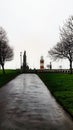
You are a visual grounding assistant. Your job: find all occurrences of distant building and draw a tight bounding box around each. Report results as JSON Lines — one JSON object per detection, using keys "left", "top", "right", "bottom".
{"left": 22, "top": 51, "right": 29, "bottom": 72}
{"left": 40, "top": 56, "right": 44, "bottom": 70}
{"left": 23, "top": 51, "right": 27, "bottom": 68}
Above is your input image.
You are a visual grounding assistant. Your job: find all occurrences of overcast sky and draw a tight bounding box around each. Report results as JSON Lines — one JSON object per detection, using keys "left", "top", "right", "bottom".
{"left": 0, "top": 0, "right": 73, "bottom": 69}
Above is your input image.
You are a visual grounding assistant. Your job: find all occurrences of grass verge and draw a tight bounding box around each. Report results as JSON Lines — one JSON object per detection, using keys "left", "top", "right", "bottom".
{"left": 0, "top": 69, "right": 20, "bottom": 88}
{"left": 38, "top": 72, "right": 73, "bottom": 117}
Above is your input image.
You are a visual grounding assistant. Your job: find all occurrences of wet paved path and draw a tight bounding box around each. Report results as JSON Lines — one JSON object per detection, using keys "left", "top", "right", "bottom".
{"left": 0, "top": 74, "right": 73, "bottom": 130}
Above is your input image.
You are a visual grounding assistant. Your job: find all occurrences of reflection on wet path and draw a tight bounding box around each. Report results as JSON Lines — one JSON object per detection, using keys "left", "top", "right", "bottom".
{"left": 0, "top": 74, "right": 73, "bottom": 130}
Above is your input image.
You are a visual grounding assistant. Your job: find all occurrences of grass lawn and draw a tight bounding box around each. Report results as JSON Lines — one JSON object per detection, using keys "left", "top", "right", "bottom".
{"left": 0, "top": 69, "right": 20, "bottom": 88}
{"left": 38, "top": 73, "right": 73, "bottom": 116}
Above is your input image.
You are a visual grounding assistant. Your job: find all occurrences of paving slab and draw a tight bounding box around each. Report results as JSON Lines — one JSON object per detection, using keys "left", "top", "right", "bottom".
{"left": 0, "top": 74, "right": 73, "bottom": 130}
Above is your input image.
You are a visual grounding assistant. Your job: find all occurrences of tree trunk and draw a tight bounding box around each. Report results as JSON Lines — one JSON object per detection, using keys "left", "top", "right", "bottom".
{"left": 2, "top": 64, "right": 5, "bottom": 74}
{"left": 70, "top": 60, "right": 72, "bottom": 74}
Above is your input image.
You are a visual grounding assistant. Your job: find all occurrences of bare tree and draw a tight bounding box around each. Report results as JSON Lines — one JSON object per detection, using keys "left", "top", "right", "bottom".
{"left": 48, "top": 16, "right": 73, "bottom": 74}
{"left": 0, "top": 27, "right": 13, "bottom": 74}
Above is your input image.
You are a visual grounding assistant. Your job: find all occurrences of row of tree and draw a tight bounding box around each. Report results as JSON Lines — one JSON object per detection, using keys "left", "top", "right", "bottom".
{"left": 48, "top": 16, "right": 73, "bottom": 74}
{"left": 0, "top": 16, "right": 73, "bottom": 74}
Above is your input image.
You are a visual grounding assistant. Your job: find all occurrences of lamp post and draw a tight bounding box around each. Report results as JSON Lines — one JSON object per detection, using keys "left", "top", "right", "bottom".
{"left": 20, "top": 52, "right": 22, "bottom": 69}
